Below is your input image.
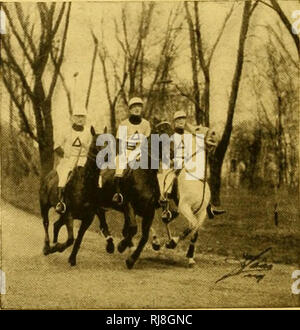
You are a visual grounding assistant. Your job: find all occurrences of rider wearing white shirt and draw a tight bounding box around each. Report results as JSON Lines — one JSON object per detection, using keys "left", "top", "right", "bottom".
{"left": 160, "top": 110, "right": 225, "bottom": 222}
{"left": 112, "top": 97, "right": 151, "bottom": 205}
{"left": 54, "top": 107, "right": 91, "bottom": 214}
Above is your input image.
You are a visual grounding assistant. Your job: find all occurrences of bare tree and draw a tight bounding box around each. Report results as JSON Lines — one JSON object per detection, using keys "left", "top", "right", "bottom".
{"left": 209, "top": 0, "right": 258, "bottom": 205}
{"left": 182, "top": 1, "right": 234, "bottom": 125}
{"left": 1, "top": 3, "right": 71, "bottom": 176}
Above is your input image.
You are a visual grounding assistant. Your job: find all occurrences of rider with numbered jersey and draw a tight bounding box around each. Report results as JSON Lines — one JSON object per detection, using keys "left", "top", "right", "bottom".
{"left": 54, "top": 107, "right": 92, "bottom": 214}
{"left": 112, "top": 97, "right": 151, "bottom": 205}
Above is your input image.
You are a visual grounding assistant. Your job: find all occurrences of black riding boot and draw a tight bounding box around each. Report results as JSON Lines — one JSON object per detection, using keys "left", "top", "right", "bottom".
{"left": 207, "top": 204, "right": 226, "bottom": 219}
{"left": 55, "top": 187, "right": 66, "bottom": 214}
{"left": 112, "top": 177, "right": 124, "bottom": 205}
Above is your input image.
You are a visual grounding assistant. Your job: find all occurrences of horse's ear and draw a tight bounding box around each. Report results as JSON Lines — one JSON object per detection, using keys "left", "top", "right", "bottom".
{"left": 103, "top": 126, "right": 107, "bottom": 134}
{"left": 90, "top": 125, "right": 96, "bottom": 136}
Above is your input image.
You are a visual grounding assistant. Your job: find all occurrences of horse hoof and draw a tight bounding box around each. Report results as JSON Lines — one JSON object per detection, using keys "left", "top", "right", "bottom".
{"left": 43, "top": 246, "right": 50, "bottom": 256}
{"left": 118, "top": 240, "right": 127, "bottom": 254}
{"left": 152, "top": 242, "right": 161, "bottom": 251}
{"left": 188, "top": 259, "right": 196, "bottom": 268}
{"left": 106, "top": 237, "right": 115, "bottom": 254}
{"left": 56, "top": 243, "right": 65, "bottom": 253}
{"left": 126, "top": 257, "right": 135, "bottom": 270}
{"left": 165, "top": 239, "right": 177, "bottom": 249}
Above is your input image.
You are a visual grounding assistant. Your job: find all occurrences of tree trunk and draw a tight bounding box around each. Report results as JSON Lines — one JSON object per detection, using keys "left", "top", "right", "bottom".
{"left": 209, "top": 154, "right": 222, "bottom": 206}
{"left": 110, "top": 105, "right": 117, "bottom": 135}
{"left": 210, "top": 1, "right": 252, "bottom": 205}
{"left": 34, "top": 100, "right": 54, "bottom": 177}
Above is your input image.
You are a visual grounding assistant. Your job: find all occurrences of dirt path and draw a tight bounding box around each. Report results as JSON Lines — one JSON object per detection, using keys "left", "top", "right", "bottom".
{"left": 1, "top": 200, "right": 299, "bottom": 309}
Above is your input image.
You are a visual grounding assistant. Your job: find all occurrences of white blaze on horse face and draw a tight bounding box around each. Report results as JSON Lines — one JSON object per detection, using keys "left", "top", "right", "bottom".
{"left": 96, "top": 134, "right": 116, "bottom": 169}
{"left": 0, "top": 269, "right": 6, "bottom": 294}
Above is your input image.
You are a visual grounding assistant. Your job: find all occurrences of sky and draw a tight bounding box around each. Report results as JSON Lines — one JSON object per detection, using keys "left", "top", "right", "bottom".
{"left": 1, "top": 0, "right": 299, "bottom": 142}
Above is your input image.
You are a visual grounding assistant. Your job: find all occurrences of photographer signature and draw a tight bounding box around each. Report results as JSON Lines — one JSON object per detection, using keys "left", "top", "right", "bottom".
{"left": 216, "top": 247, "right": 273, "bottom": 284}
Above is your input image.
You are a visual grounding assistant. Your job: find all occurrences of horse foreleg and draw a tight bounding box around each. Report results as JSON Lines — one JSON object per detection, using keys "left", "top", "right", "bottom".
{"left": 68, "top": 213, "right": 94, "bottom": 266}
{"left": 41, "top": 203, "right": 51, "bottom": 255}
{"left": 150, "top": 227, "right": 161, "bottom": 251}
{"left": 97, "top": 208, "right": 114, "bottom": 254}
{"left": 53, "top": 213, "right": 74, "bottom": 253}
{"left": 126, "top": 210, "right": 154, "bottom": 269}
{"left": 118, "top": 203, "right": 137, "bottom": 253}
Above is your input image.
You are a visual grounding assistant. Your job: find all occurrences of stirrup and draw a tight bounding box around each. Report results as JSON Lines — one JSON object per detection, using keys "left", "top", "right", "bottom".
{"left": 161, "top": 209, "right": 172, "bottom": 224}
{"left": 55, "top": 201, "right": 66, "bottom": 214}
{"left": 112, "top": 193, "right": 123, "bottom": 205}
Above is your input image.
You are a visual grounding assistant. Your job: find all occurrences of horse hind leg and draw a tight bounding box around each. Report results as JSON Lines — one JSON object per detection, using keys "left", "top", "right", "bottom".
{"left": 186, "top": 231, "right": 198, "bottom": 268}
{"left": 97, "top": 208, "right": 114, "bottom": 254}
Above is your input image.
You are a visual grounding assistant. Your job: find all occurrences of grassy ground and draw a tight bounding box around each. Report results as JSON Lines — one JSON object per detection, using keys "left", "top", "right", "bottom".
{"left": 2, "top": 175, "right": 299, "bottom": 265}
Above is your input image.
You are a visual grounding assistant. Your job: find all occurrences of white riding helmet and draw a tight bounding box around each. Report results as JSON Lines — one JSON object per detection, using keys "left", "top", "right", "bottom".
{"left": 128, "top": 97, "right": 144, "bottom": 108}
{"left": 173, "top": 110, "right": 187, "bottom": 120}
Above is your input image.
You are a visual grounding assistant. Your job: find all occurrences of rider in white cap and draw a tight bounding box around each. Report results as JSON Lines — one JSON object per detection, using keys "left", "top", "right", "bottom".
{"left": 112, "top": 97, "right": 151, "bottom": 205}
{"left": 54, "top": 106, "right": 92, "bottom": 214}
{"left": 160, "top": 110, "right": 225, "bottom": 222}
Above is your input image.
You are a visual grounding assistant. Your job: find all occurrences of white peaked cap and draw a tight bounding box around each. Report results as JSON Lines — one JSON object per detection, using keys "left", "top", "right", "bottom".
{"left": 128, "top": 97, "right": 144, "bottom": 108}
{"left": 173, "top": 110, "right": 187, "bottom": 120}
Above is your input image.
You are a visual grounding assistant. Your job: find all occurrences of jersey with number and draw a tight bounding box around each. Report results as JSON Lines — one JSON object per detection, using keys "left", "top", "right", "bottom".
{"left": 117, "top": 118, "right": 151, "bottom": 149}
{"left": 55, "top": 126, "right": 92, "bottom": 158}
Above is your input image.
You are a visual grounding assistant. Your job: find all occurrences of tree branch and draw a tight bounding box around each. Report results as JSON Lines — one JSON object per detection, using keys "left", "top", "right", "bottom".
{"left": 207, "top": 3, "right": 235, "bottom": 67}
{"left": 47, "top": 3, "right": 71, "bottom": 100}
{"left": 2, "top": 5, "right": 34, "bottom": 67}
{"left": 260, "top": 0, "right": 300, "bottom": 52}
{"left": 2, "top": 71, "right": 38, "bottom": 141}
{"left": 15, "top": 3, "right": 37, "bottom": 57}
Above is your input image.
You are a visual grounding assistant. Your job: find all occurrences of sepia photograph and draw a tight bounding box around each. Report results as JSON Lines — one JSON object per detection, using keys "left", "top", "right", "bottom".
{"left": 0, "top": 0, "right": 299, "bottom": 311}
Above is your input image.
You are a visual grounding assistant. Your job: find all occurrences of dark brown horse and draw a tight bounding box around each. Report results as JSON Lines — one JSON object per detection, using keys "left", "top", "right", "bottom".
{"left": 39, "top": 125, "right": 168, "bottom": 268}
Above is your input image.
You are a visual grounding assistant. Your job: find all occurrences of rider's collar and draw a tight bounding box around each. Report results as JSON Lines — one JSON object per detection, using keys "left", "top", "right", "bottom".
{"left": 129, "top": 115, "right": 142, "bottom": 125}
{"left": 174, "top": 127, "right": 184, "bottom": 135}
{"left": 72, "top": 124, "right": 84, "bottom": 131}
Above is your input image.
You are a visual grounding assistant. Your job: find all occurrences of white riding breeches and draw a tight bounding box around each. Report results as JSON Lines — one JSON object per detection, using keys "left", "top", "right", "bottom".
{"left": 157, "top": 169, "right": 176, "bottom": 198}
{"left": 56, "top": 156, "right": 87, "bottom": 187}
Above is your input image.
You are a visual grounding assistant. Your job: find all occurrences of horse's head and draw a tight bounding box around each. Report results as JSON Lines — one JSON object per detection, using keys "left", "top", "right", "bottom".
{"left": 87, "top": 125, "right": 108, "bottom": 162}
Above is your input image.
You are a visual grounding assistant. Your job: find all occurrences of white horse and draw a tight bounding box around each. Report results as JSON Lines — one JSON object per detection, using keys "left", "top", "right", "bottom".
{"left": 161, "top": 125, "right": 214, "bottom": 267}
